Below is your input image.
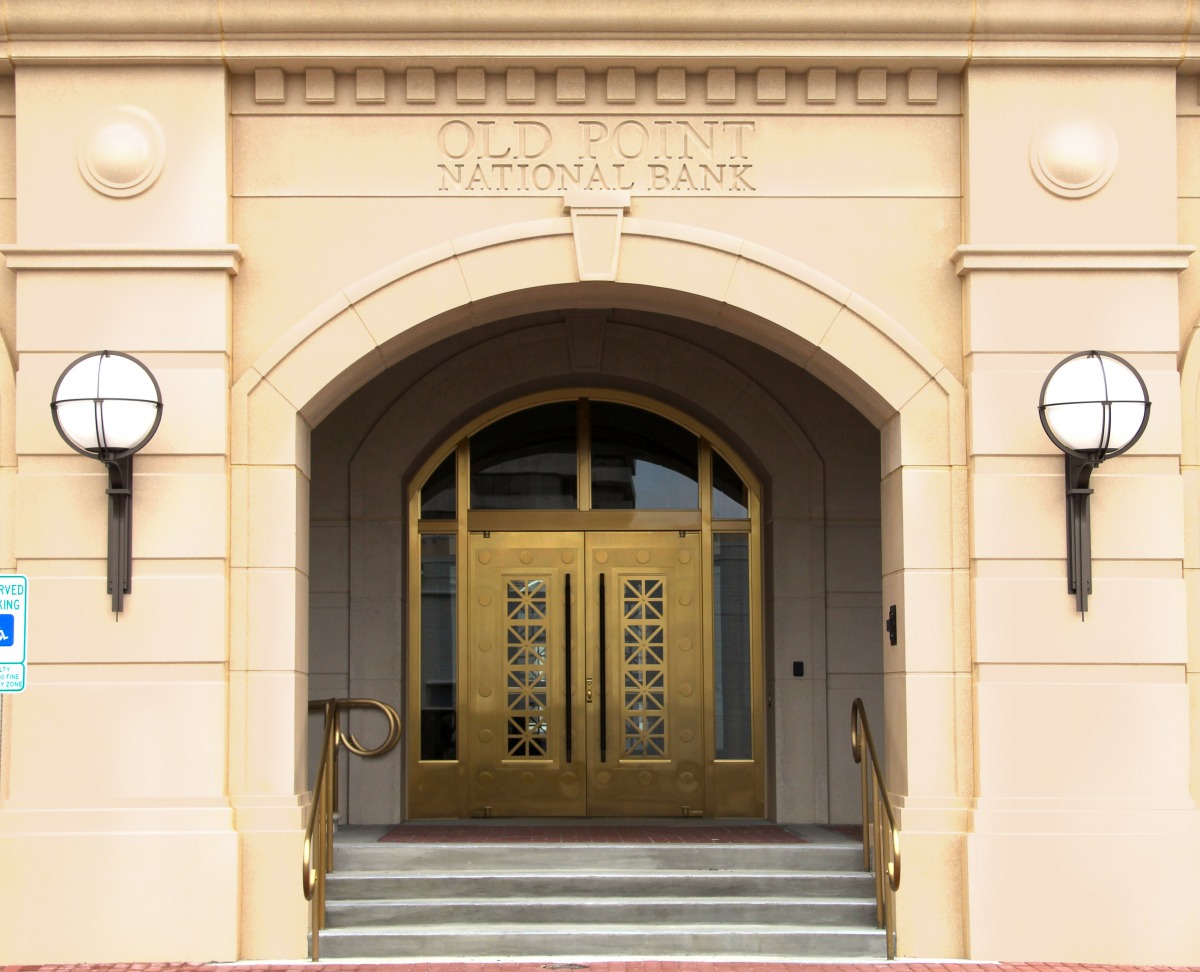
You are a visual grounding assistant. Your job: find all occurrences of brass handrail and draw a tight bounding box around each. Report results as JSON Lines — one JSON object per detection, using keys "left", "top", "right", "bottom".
{"left": 303, "top": 697, "right": 402, "bottom": 960}
{"left": 850, "top": 697, "right": 901, "bottom": 959}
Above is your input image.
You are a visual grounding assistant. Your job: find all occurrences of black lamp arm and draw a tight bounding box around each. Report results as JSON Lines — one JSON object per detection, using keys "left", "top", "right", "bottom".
{"left": 103, "top": 454, "right": 134, "bottom": 615}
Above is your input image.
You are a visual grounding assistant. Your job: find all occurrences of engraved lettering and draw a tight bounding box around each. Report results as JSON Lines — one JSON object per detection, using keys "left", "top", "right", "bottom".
{"left": 723, "top": 121, "right": 754, "bottom": 159}
{"left": 579, "top": 120, "right": 609, "bottom": 160}
{"left": 612, "top": 120, "right": 650, "bottom": 160}
{"left": 438, "top": 163, "right": 466, "bottom": 190}
{"left": 438, "top": 120, "right": 474, "bottom": 159}
{"left": 679, "top": 120, "right": 717, "bottom": 161}
{"left": 476, "top": 121, "right": 511, "bottom": 159}
{"left": 433, "top": 117, "right": 757, "bottom": 194}
{"left": 515, "top": 120, "right": 552, "bottom": 159}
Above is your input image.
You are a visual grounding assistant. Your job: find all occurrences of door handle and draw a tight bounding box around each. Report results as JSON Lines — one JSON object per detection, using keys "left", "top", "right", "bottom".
{"left": 564, "top": 571, "right": 573, "bottom": 764}
{"left": 586, "top": 677, "right": 594, "bottom": 703}
{"left": 598, "top": 572, "right": 607, "bottom": 763}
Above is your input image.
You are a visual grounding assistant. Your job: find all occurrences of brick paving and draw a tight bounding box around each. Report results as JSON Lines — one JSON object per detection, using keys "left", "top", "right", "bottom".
{"left": 2, "top": 960, "right": 1200, "bottom": 964}
{"left": 378, "top": 823, "right": 807, "bottom": 843}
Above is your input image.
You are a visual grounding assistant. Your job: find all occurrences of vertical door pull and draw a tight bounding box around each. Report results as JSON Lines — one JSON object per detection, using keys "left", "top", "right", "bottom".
{"left": 599, "top": 572, "right": 607, "bottom": 763}
{"left": 564, "top": 572, "right": 573, "bottom": 764}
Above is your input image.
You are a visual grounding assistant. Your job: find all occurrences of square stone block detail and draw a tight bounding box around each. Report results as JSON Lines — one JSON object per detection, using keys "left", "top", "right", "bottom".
{"left": 908, "top": 68, "right": 939, "bottom": 103}
{"left": 305, "top": 68, "right": 335, "bottom": 104}
{"left": 557, "top": 68, "right": 586, "bottom": 103}
{"left": 807, "top": 68, "right": 837, "bottom": 103}
{"left": 456, "top": 67, "right": 485, "bottom": 103}
{"left": 757, "top": 67, "right": 786, "bottom": 103}
{"left": 857, "top": 68, "right": 887, "bottom": 103}
{"left": 707, "top": 67, "right": 736, "bottom": 103}
{"left": 254, "top": 67, "right": 285, "bottom": 104}
{"left": 355, "top": 68, "right": 386, "bottom": 104}
{"left": 657, "top": 67, "right": 686, "bottom": 103}
{"left": 607, "top": 68, "right": 635, "bottom": 103}
{"left": 406, "top": 67, "right": 436, "bottom": 103}
{"left": 507, "top": 68, "right": 535, "bottom": 103}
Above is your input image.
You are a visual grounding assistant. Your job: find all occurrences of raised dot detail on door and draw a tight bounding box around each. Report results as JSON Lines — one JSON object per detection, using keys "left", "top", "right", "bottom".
{"left": 561, "top": 771, "right": 577, "bottom": 785}
{"left": 520, "top": 771, "right": 535, "bottom": 785}
{"left": 519, "top": 550, "right": 533, "bottom": 564}
{"left": 478, "top": 592, "right": 492, "bottom": 606}
{"left": 678, "top": 637, "right": 692, "bottom": 652}
{"left": 679, "top": 728, "right": 694, "bottom": 743}
{"left": 478, "top": 550, "right": 492, "bottom": 564}
{"left": 595, "top": 550, "right": 609, "bottom": 564}
{"left": 479, "top": 729, "right": 493, "bottom": 742}
{"left": 679, "top": 592, "right": 692, "bottom": 606}
{"left": 638, "top": 771, "right": 653, "bottom": 786}
{"left": 561, "top": 549, "right": 575, "bottom": 564}
{"left": 595, "top": 770, "right": 611, "bottom": 785}
{"left": 479, "top": 686, "right": 492, "bottom": 698}
{"left": 478, "top": 772, "right": 494, "bottom": 785}
{"left": 636, "top": 550, "right": 650, "bottom": 564}
{"left": 679, "top": 683, "right": 694, "bottom": 698}
{"left": 678, "top": 770, "right": 697, "bottom": 792}
{"left": 678, "top": 550, "right": 692, "bottom": 564}
{"left": 478, "top": 638, "right": 492, "bottom": 653}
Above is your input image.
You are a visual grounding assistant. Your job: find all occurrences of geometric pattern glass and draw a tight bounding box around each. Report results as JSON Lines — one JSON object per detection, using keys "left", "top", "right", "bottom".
{"left": 621, "top": 577, "right": 667, "bottom": 758}
{"left": 505, "top": 578, "right": 550, "bottom": 758}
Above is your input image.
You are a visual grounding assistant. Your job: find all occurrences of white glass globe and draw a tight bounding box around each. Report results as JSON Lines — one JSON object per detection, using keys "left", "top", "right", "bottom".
{"left": 1040, "top": 352, "right": 1149, "bottom": 458}
{"left": 52, "top": 352, "right": 161, "bottom": 455}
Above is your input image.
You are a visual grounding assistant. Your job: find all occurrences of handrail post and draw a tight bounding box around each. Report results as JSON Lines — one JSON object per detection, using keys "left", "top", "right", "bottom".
{"left": 304, "top": 697, "right": 402, "bottom": 961}
{"left": 851, "top": 697, "right": 900, "bottom": 960}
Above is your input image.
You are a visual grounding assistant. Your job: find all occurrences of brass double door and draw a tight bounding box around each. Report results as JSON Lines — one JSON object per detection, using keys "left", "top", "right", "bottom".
{"left": 468, "top": 530, "right": 704, "bottom": 817}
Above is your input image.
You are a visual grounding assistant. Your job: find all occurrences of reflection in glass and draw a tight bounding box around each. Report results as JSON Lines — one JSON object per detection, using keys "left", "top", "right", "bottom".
{"left": 713, "top": 534, "right": 751, "bottom": 759}
{"left": 712, "top": 450, "right": 749, "bottom": 518}
{"left": 420, "top": 453, "right": 456, "bottom": 520}
{"left": 420, "top": 534, "right": 457, "bottom": 760}
{"left": 471, "top": 402, "right": 577, "bottom": 509}
{"left": 591, "top": 403, "right": 699, "bottom": 509}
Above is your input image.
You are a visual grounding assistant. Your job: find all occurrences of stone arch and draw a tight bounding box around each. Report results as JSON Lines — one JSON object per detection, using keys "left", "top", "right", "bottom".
{"left": 1180, "top": 324, "right": 1200, "bottom": 800}
{"left": 229, "top": 217, "right": 969, "bottom": 945}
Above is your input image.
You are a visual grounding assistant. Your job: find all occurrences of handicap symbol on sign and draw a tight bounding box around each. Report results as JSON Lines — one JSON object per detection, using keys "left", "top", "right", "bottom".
{"left": 0, "top": 614, "right": 12, "bottom": 643}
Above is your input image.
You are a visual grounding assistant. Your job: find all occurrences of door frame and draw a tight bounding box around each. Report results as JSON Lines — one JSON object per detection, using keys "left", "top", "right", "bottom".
{"left": 404, "top": 389, "right": 765, "bottom": 819}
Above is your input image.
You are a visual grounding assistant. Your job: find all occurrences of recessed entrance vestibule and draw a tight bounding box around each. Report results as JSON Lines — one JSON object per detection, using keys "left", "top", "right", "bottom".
{"left": 307, "top": 303, "right": 889, "bottom": 830}
{"left": 407, "top": 395, "right": 765, "bottom": 818}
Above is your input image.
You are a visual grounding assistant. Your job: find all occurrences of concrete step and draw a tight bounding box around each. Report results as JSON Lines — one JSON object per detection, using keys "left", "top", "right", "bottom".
{"left": 324, "top": 894, "right": 878, "bottom": 928}
{"left": 334, "top": 840, "right": 861, "bottom": 873}
{"left": 316, "top": 922, "right": 888, "bottom": 960}
{"left": 326, "top": 868, "right": 875, "bottom": 900}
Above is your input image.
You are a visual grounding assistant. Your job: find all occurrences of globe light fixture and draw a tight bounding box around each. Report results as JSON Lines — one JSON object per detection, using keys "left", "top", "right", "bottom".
{"left": 50, "top": 351, "right": 163, "bottom": 614}
{"left": 1038, "top": 350, "right": 1150, "bottom": 616}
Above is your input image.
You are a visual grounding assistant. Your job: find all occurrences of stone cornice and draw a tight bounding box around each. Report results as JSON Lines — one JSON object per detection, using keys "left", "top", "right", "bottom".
{"left": 3, "top": 1, "right": 1200, "bottom": 69}
{"left": 953, "top": 244, "right": 1195, "bottom": 275}
{"left": 0, "top": 245, "right": 243, "bottom": 273}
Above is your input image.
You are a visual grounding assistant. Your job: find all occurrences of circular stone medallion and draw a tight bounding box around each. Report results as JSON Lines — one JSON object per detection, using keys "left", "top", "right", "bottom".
{"left": 1030, "top": 117, "right": 1118, "bottom": 198}
{"left": 78, "top": 106, "right": 166, "bottom": 198}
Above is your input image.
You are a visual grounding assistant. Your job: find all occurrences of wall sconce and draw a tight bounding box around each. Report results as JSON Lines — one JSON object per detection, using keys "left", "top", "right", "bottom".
{"left": 1038, "top": 350, "right": 1150, "bottom": 617}
{"left": 50, "top": 351, "right": 163, "bottom": 615}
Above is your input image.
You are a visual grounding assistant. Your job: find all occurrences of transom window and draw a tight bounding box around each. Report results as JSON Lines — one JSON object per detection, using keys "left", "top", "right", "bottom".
{"left": 420, "top": 398, "right": 747, "bottom": 518}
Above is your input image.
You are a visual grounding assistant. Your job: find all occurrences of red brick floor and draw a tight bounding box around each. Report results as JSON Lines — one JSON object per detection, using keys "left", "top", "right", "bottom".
{"left": 7, "top": 960, "right": 1200, "bottom": 964}
{"left": 378, "top": 823, "right": 807, "bottom": 843}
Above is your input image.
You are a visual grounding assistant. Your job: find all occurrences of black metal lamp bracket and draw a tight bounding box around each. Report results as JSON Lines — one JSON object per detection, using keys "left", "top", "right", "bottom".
{"left": 104, "top": 454, "right": 134, "bottom": 615}
{"left": 1065, "top": 454, "right": 1096, "bottom": 617}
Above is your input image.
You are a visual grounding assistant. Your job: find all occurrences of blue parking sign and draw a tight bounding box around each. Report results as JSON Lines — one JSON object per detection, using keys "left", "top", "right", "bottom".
{"left": 0, "top": 575, "right": 28, "bottom": 693}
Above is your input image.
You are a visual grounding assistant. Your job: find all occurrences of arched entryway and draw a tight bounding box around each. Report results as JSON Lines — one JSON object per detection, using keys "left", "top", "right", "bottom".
{"left": 406, "top": 391, "right": 765, "bottom": 819}
{"left": 229, "top": 216, "right": 968, "bottom": 949}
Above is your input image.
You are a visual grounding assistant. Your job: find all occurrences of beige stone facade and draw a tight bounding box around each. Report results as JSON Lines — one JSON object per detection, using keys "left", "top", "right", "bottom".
{"left": 0, "top": 1, "right": 1198, "bottom": 964}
